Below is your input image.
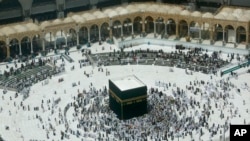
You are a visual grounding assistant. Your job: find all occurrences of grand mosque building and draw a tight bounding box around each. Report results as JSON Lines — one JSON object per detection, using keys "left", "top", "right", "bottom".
{"left": 0, "top": 0, "right": 249, "bottom": 61}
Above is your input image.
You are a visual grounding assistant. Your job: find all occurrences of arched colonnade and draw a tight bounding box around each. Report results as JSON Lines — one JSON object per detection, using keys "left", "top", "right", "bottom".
{"left": 0, "top": 11, "right": 249, "bottom": 61}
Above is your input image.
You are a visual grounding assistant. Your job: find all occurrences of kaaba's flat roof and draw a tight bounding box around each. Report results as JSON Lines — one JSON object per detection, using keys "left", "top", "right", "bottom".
{"left": 110, "top": 75, "right": 146, "bottom": 91}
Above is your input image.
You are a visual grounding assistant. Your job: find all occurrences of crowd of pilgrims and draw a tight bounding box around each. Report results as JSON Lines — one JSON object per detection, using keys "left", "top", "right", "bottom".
{"left": 2, "top": 75, "right": 242, "bottom": 140}
{"left": 59, "top": 73, "right": 247, "bottom": 141}
{"left": 94, "top": 46, "right": 246, "bottom": 75}
{"left": 0, "top": 45, "right": 249, "bottom": 141}
{"left": 1, "top": 55, "right": 65, "bottom": 92}
{"left": 2, "top": 58, "right": 49, "bottom": 78}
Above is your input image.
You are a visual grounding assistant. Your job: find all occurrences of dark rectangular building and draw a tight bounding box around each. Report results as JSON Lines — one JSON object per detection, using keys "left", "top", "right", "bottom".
{"left": 109, "top": 75, "right": 147, "bottom": 120}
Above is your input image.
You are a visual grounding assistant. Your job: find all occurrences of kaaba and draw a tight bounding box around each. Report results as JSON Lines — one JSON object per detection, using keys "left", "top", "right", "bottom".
{"left": 109, "top": 75, "right": 147, "bottom": 120}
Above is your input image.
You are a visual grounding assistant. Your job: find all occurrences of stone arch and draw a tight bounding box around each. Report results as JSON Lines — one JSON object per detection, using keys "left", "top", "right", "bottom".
{"left": 190, "top": 21, "right": 197, "bottom": 27}
{"left": 123, "top": 18, "right": 132, "bottom": 37}
{"left": 90, "top": 24, "right": 99, "bottom": 43}
{"left": 155, "top": 17, "right": 165, "bottom": 35}
{"left": 225, "top": 25, "right": 234, "bottom": 30}
{"left": 79, "top": 26, "right": 88, "bottom": 44}
{"left": 113, "top": 20, "right": 122, "bottom": 38}
{"left": 9, "top": 38, "right": 19, "bottom": 58}
{"left": 225, "top": 25, "right": 235, "bottom": 43}
{"left": 236, "top": 26, "right": 246, "bottom": 44}
{"left": 166, "top": 18, "right": 176, "bottom": 36}
{"left": 44, "top": 32, "right": 55, "bottom": 50}
{"left": 101, "top": 22, "right": 109, "bottom": 41}
{"left": 68, "top": 28, "right": 77, "bottom": 47}
{"left": 0, "top": 40, "right": 7, "bottom": 62}
{"left": 55, "top": 30, "right": 66, "bottom": 49}
{"left": 144, "top": 15, "right": 155, "bottom": 22}
{"left": 200, "top": 22, "right": 210, "bottom": 40}
{"left": 32, "top": 34, "right": 43, "bottom": 54}
{"left": 122, "top": 18, "right": 132, "bottom": 25}
{"left": 21, "top": 36, "right": 31, "bottom": 56}
{"left": 179, "top": 20, "right": 188, "bottom": 38}
{"left": 145, "top": 16, "right": 154, "bottom": 34}
{"left": 189, "top": 21, "right": 200, "bottom": 39}
{"left": 133, "top": 16, "right": 142, "bottom": 35}
{"left": 132, "top": 16, "right": 142, "bottom": 23}
{"left": 214, "top": 24, "right": 223, "bottom": 41}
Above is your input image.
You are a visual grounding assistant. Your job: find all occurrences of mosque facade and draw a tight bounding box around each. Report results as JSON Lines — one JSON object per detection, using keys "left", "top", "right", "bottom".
{"left": 0, "top": 2, "right": 249, "bottom": 61}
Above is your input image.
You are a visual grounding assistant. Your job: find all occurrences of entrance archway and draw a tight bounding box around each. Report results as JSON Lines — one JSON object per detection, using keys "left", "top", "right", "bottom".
{"left": 166, "top": 18, "right": 176, "bottom": 36}
{"left": 68, "top": 28, "right": 77, "bottom": 47}
{"left": 90, "top": 24, "right": 99, "bottom": 43}
{"left": 155, "top": 17, "right": 164, "bottom": 35}
{"left": 79, "top": 26, "right": 88, "bottom": 44}
{"left": 113, "top": 20, "right": 122, "bottom": 38}
{"left": 0, "top": 41, "right": 7, "bottom": 62}
{"left": 21, "top": 36, "right": 31, "bottom": 56}
{"left": 189, "top": 21, "right": 200, "bottom": 39}
{"left": 32, "top": 34, "right": 43, "bottom": 54}
{"left": 9, "top": 38, "right": 19, "bottom": 58}
{"left": 55, "top": 30, "right": 66, "bottom": 49}
{"left": 179, "top": 20, "right": 188, "bottom": 38}
{"left": 123, "top": 18, "right": 132, "bottom": 37}
{"left": 236, "top": 26, "right": 246, "bottom": 44}
{"left": 101, "top": 22, "right": 109, "bottom": 41}
{"left": 214, "top": 24, "right": 223, "bottom": 41}
{"left": 44, "top": 32, "right": 54, "bottom": 50}
{"left": 145, "top": 16, "right": 154, "bottom": 34}
{"left": 225, "top": 25, "right": 235, "bottom": 43}
{"left": 200, "top": 22, "right": 210, "bottom": 40}
{"left": 133, "top": 16, "right": 142, "bottom": 35}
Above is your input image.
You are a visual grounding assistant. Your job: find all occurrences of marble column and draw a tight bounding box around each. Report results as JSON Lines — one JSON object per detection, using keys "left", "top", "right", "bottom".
{"left": 234, "top": 30, "right": 237, "bottom": 44}
{"left": 76, "top": 32, "right": 79, "bottom": 46}
{"left": 19, "top": 42, "right": 22, "bottom": 55}
{"left": 65, "top": 36, "right": 68, "bottom": 47}
{"left": 176, "top": 22, "right": 179, "bottom": 38}
{"left": 88, "top": 28, "right": 90, "bottom": 43}
{"left": 131, "top": 23, "right": 134, "bottom": 38}
{"left": 188, "top": 25, "right": 190, "bottom": 37}
{"left": 6, "top": 38, "right": 10, "bottom": 58}
{"left": 154, "top": 22, "right": 156, "bottom": 37}
{"left": 165, "top": 23, "right": 167, "bottom": 36}
{"left": 199, "top": 27, "right": 201, "bottom": 39}
{"left": 142, "top": 20, "right": 145, "bottom": 35}
{"left": 42, "top": 38, "right": 45, "bottom": 51}
{"left": 210, "top": 27, "right": 214, "bottom": 44}
{"left": 121, "top": 25, "right": 123, "bottom": 37}
{"left": 30, "top": 40, "right": 33, "bottom": 53}
{"left": 7, "top": 45, "right": 10, "bottom": 58}
{"left": 199, "top": 27, "right": 202, "bottom": 43}
{"left": 109, "top": 27, "right": 113, "bottom": 40}
{"left": 54, "top": 38, "right": 57, "bottom": 49}
{"left": 246, "top": 31, "right": 249, "bottom": 45}
{"left": 222, "top": 29, "right": 225, "bottom": 45}
{"left": 99, "top": 28, "right": 101, "bottom": 41}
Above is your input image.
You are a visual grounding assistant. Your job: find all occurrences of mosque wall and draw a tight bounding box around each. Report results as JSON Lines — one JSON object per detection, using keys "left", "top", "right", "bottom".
{"left": 0, "top": 9, "right": 22, "bottom": 20}
{"left": 31, "top": 3, "right": 56, "bottom": 14}
{"left": 229, "top": 0, "right": 250, "bottom": 7}
{"left": 18, "top": 0, "right": 33, "bottom": 10}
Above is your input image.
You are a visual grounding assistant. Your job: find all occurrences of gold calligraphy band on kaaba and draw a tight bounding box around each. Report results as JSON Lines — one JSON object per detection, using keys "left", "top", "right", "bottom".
{"left": 109, "top": 89, "right": 147, "bottom": 105}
